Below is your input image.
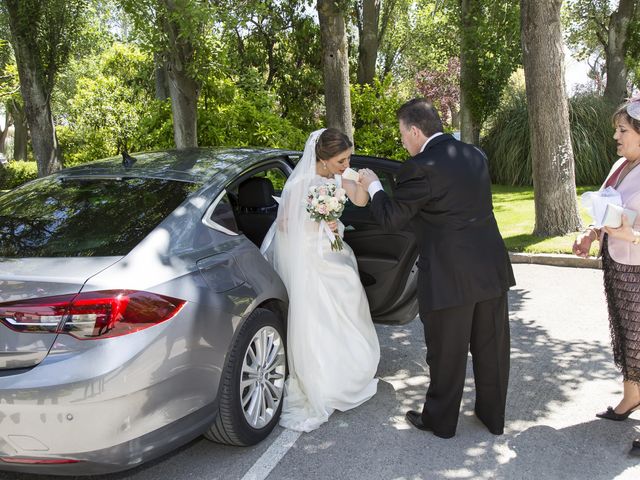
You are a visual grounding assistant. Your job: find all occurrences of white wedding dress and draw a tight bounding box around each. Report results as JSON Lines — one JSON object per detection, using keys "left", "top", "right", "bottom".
{"left": 260, "top": 130, "right": 380, "bottom": 432}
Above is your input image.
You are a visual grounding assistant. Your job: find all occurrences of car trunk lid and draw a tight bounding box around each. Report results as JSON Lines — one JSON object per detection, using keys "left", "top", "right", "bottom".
{"left": 0, "top": 257, "right": 121, "bottom": 369}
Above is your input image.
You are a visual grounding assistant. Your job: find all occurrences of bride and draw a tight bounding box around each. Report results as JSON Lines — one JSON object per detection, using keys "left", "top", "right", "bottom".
{"left": 260, "top": 128, "right": 380, "bottom": 432}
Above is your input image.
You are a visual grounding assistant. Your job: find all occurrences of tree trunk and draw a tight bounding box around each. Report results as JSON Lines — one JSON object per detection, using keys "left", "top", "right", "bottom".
{"left": 356, "top": 0, "right": 379, "bottom": 86}
{"left": 0, "top": 108, "right": 12, "bottom": 155}
{"left": 10, "top": 100, "right": 28, "bottom": 161}
{"left": 459, "top": 0, "right": 481, "bottom": 145}
{"left": 603, "top": 0, "right": 636, "bottom": 105}
{"left": 161, "top": 0, "right": 199, "bottom": 148}
{"left": 521, "top": 0, "right": 581, "bottom": 236}
{"left": 154, "top": 52, "right": 170, "bottom": 101}
{"left": 459, "top": 91, "right": 480, "bottom": 144}
{"left": 4, "top": 0, "right": 62, "bottom": 175}
{"left": 318, "top": 0, "right": 354, "bottom": 142}
{"left": 450, "top": 106, "right": 460, "bottom": 130}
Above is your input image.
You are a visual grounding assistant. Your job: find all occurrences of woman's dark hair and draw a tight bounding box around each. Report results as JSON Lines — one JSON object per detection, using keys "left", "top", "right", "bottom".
{"left": 396, "top": 98, "right": 443, "bottom": 137}
{"left": 613, "top": 101, "right": 640, "bottom": 133}
{"left": 316, "top": 128, "right": 353, "bottom": 161}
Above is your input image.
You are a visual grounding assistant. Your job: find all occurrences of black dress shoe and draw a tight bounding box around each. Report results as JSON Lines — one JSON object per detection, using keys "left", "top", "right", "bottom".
{"left": 404, "top": 410, "right": 455, "bottom": 439}
{"left": 405, "top": 410, "right": 429, "bottom": 431}
{"left": 630, "top": 438, "right": 640, "bottom": 456}
{"left": 596, "top": 402, "right": 640, "bottom": 421}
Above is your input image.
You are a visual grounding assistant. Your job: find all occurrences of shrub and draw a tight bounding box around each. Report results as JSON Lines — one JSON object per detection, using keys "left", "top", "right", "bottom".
{"left": 351, "top": 76, "right": 406, "bottom": 160}
{"left": 482, "top": 92, "right": 616, "bottom": 186}
{"left": 57, "top": 43, "right": 159, "bottom": 165}
{"left": 198, "top": 78, "right": 308, "bottom": 150}
{"left": 57, "top": 125, "right": 112, "bottom": 167}
{"left": 0, "top": 161, "right": 38, "bottom": 190}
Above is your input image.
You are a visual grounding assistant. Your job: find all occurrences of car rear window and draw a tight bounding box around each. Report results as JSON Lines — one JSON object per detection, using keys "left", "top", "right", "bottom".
{"left": 0, "top": 176, "right": 200, "bottom": 257}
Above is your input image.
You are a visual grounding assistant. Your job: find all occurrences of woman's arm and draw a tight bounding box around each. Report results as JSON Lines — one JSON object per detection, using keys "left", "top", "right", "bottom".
{"left": 573, "top": 226, "right": 600, "bottom": 258}
{"left": 342, "top": 178, "right": 369, "bottom": 206}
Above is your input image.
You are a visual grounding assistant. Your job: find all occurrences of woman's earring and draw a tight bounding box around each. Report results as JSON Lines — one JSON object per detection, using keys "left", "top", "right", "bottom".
{"left": 322, "top": 161, "right": 328, "bottom": 170}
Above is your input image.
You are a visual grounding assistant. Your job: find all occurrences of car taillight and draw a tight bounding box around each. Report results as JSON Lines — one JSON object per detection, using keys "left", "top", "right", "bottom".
{"left": 0, "top": 290, "right": 185, "bottom": 339}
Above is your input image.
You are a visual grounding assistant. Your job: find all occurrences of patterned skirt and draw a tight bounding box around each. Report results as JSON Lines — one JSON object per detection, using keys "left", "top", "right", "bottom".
{"left": 602, "top": 236, "right": 640, "bottom": 383}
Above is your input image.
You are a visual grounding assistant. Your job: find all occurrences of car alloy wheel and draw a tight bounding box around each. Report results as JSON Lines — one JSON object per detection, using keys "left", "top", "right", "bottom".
{"left": 205, "top": 308, "right": 287, "bottom": 446}
{"left": 240, "top": 325, "right": 286, "bottom": 429}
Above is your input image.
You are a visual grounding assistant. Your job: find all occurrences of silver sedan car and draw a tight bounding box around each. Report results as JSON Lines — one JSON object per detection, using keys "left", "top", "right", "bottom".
{"left": 0, "top": 148, "right": 418, "bottom": 475}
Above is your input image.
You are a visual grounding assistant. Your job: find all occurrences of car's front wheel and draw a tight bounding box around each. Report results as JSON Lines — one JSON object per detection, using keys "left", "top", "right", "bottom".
{"left": 205, "top": 308, "right": 286, "bottom": 446}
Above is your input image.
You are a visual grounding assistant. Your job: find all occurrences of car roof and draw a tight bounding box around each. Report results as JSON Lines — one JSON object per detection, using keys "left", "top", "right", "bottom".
{"left": 57, "top": 147, "right": 300, "bottom": 184}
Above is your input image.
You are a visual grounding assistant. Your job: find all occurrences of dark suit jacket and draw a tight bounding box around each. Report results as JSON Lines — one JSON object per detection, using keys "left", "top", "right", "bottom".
{"left": 370, "top": 134, "right": 515, "bottom": 312}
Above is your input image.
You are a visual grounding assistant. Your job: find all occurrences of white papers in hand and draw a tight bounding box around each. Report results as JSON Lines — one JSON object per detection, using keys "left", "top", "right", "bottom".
{"left": 602, "top": 204, "right": 638, "bottom": 228}
{"left": 342, "top": 167, "right": 359, "bottom": 182}
{"left": 581, "top": 187, "right": 622, "bottom": 227}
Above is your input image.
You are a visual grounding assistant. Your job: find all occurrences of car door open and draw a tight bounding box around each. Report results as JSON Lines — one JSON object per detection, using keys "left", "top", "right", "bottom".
{"left": 342, "top": 156, "right": 419, "bottom": 325}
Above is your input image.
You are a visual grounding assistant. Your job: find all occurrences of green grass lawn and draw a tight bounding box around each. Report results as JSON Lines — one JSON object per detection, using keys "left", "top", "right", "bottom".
{"left": 493, "top": 184, "right": 598, "bottom": 255}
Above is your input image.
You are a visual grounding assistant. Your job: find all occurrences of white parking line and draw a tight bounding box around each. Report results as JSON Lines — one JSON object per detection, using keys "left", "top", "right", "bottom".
{"left": 240, "top": 428, "right": 301, "bottom": 480}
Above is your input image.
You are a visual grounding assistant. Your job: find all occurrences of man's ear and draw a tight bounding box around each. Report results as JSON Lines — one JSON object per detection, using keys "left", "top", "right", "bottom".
{"left": 411, "top": 125, "right": 426, "bottom": 140}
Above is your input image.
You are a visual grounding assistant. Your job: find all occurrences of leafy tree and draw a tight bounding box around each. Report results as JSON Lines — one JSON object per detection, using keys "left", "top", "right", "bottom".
{"left": 564, "top": 0, "right": 639, "bottom": 105}
{"left": 0, "top": 37, "right": 27, "bottom": 161}
{"left": 2, "top": 0, "right": 87, "bottom": 176}
{"left": 352, "top": 0, "right": 404, "bottom": 86}
{"left": 459, "top": 0, "right": 521, "bottom": 145}
{"left": 198, "top": 76, "right": 307, "bottom": 149}
{"left": 415, "top": 57, "right": 460, "bottom": 127}
{"left": 378, "top": 0, "right": 458, "bottom": 82}
{"left": 216, "top": 0, "right": 323, "bottom": 132}
{"left": 353, "top": 0, "right": 380, "bottom": 86}
{"left": 0, "top": 38, "right": 17, "bottom": 156}
{"left": 318, "top": 0, "right": 353, "bottom": 139}
{"left": 59, "top": 43, "right": 156, "bottom": 164}
{"left": 119, "top": 0, "right": 210, "bottom": 148}
{"left": 351, "top": 75, "right": 404, "bottom": 159}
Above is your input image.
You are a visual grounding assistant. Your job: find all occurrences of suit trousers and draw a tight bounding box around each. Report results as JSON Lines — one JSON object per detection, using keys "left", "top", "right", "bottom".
{"left": 419, "top": 292, "right": 510, "bottom": 437}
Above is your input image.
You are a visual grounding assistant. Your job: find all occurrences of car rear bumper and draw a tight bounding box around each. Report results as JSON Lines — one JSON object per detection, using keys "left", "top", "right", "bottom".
{"left": 0, "top": 315, "right": 224, "bottom": 475}
{"left": 0, "top": 402, "right": 217, "bottom": 475}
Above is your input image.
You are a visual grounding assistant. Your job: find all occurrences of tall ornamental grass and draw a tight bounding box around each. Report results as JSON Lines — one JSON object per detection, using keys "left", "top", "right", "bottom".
{"left": 482, "top": 92, "right": 617, "bottom": 186}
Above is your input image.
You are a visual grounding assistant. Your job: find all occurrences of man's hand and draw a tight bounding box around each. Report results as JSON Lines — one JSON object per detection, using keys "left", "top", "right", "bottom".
{"left": 359, "top": 168, "right": 379, "bottom": 189}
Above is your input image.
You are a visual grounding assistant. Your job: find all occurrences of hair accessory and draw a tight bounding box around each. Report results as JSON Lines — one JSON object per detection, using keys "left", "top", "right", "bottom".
{"left": 627, "top": 96, "right": 640, "bottom": 121}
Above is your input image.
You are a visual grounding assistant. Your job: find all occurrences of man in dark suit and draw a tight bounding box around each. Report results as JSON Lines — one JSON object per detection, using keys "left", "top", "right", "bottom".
{"left": 360, "top": 98, "right": 515, "bottom": 439}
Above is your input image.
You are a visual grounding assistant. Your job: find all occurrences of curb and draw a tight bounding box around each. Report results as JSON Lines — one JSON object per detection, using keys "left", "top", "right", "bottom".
{"left": 509, "top": 252, "right": 601, "bottom": 269}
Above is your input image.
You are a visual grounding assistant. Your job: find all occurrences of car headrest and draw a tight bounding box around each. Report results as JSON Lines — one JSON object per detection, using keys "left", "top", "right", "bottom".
{"left": 238, "top": 177, "right": 277, "bottom": 208}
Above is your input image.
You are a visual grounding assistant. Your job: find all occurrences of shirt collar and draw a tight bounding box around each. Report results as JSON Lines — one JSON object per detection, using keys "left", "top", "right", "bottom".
{"left": 420, "top": 132, "right": 444, "bottom": 153}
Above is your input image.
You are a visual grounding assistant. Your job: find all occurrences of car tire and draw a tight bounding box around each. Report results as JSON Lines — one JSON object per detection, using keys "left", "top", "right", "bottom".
{"left": 205, "top": 307, "right": 287, "bottom": 446}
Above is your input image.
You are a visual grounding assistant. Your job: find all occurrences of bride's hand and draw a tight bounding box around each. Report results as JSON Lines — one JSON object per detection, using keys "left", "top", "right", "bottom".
{"left": 327, "top": 220, "right": 338, "bottom": 232}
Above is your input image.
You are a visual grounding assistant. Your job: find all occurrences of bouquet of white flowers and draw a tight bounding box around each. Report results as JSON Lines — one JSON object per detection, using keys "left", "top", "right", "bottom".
{"left": 306, "top": 182, "right": 348, "bottom": 251}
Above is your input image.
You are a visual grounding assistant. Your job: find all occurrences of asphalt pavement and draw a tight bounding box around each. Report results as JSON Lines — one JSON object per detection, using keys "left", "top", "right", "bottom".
{"left": 2, "top": 263, "right": 639, "bottom": 480}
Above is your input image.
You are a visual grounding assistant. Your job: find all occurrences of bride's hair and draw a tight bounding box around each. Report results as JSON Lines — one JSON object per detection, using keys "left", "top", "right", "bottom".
{"left": 316, "top": 128, "right": 352, "bottom": 161}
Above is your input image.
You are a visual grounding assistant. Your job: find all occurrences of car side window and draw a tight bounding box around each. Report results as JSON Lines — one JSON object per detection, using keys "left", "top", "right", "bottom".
{"left": 252, "top": 167, "right": 288, "bottom": 195}
{"left": 375, "top": 169, "right": 395, "bottom": 194}
{"left": 209, "top": 192, "right": 239, "bottom": 234}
